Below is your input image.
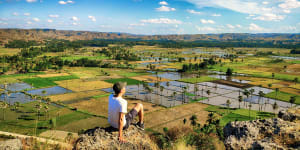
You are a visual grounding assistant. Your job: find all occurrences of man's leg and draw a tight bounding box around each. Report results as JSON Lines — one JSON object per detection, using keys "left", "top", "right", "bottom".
{"left": 133, "top": 103, "right": 144, "bottom": 123}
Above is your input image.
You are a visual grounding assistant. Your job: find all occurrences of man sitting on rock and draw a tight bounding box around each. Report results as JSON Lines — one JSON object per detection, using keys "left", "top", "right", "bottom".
{"left": 108, "top": 82, "right": 144, "bottom": 142}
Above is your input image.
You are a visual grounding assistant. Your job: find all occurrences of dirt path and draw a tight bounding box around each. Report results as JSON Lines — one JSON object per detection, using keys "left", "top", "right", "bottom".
{"left": 0, "top": 131, "right": 72, "bottom": 149}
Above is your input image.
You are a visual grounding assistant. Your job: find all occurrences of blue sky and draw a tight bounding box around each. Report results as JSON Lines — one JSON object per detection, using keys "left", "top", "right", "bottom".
{"left": 0, "top": 0, "right": 299, "bottom": 35}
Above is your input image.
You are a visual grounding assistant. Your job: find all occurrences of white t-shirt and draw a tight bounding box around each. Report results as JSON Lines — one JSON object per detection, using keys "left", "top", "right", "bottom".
{"left": 108, "top": 94, "right": 127, "bottom": 128}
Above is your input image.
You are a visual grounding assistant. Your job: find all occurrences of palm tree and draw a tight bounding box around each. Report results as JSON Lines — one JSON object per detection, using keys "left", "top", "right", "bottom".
{"left": 275, "top": 88, "right": 279, "bottom": 99}
{"left": 243, "top": 89, "right": 250, "bottom": 106}
{"left": 289, "top": 96, "right": 296, "bottom": 108}
{"left": 294, "top": 77, "right": 298, "bottom": 85}
{"left": 238, "top": 96, "right": 243, "bottom": 109}
{"left": 173, "top": 91, "right": 177, "bottom": 106}
{"left": 272, "top": 102, "right": 278, "bottom": 117}
{"left": 248, "top": 103, "right": 252, "bottom": 120}
{"left": 35, "top": 103, "right": 42, "bottom": 136}
{"left": 44, "top": 105, "right": 49, "bottom": 120}
{"left": 160, "top": 86, "right": 164, "bottom": 105}
{"left": 267, "top": 84, "right": 272, "bottom": 104}
{"left": 258, "top": 91, "right": 265, "bottom": 112}
{"left": 206, "top": 90, "right": 211, "bottom": 104}
{"left": 272, "top": 73, "right": 275, "bottom": 82}
{"left": 226, "top": 99, "right": 231, "bottom": 113}
{"left": 0, "top": 101, "right": 8, "bottom": 120}
{"left": 166, "top": 81, "right": 170, "bottom": 96}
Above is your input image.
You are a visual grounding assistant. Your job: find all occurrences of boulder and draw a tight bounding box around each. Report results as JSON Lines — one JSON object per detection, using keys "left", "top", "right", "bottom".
{"left": 0, "top": 139, "right": 22, "bottom": 150}
{"left": 74, "top": 125, "right": 157, "bottom": 150}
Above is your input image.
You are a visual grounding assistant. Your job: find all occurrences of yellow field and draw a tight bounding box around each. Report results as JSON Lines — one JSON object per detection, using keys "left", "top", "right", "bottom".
{"left": 37, "top": 73, "right": 70, "bottom": 78}
{"left": 55, "top": 79, "right": 112, "bottom": 92}
{"left": 47, "top": 90, "right": 105, "bottom": 102}
{"left": 0, "top": 47, "right": 21, "bottom": 56}
{"left": 39, "top": 130, "right": 79, "bottom": 141}
{"left": 130, "top": 75, "right": 170, "bottom": 83}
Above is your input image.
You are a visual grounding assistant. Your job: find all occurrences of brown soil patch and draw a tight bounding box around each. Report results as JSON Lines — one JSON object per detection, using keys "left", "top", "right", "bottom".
{"left": 55, "top": 79, "right": 112, "bottom": 92}
{"left": 39, "top": 130, "right": 78, "bottom": 141}
{"left": 213, "top": 80, "right": 251, "bottom": 88}
{"left": 130, "top": 75, "right": 170, "bottom": 83}
{"left": 47, "top": 90, "right": 105, "bottom": 102}
{"left": 279, "top": 88, "right": 300, "bottom": 95}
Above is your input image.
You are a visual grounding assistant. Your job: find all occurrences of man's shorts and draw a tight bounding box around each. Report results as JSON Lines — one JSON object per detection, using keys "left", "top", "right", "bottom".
{"left": 123, "top": 109, "right": 138, "bottom": 130}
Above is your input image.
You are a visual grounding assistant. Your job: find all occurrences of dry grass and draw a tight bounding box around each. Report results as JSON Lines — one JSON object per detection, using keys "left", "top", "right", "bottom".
{"left": 47, "top": 90, "right": 105, "bottom": 102}
{"left": 37, "top": 73, "right": 70, "bottom": 78}
{"left": 0, "top": 47, "right": 21, "bottom": 56}
{"left": 55, "top": 79, "right": 112, "bottom": 92}
{"left": 130, "top": 75, "right": 170, "bottom": 83}
{"left": 279, "top": 87, "right": 300, "bottom": 95}
{"left": 68, "top": 96, "right": 164, "bottom": 117}
{"left": 145, "top": 103, "right": 209, "bottom": 131}
{"left": 56, "top": 117, "right": 110, "bottom": 133}
{"left": 39, "top": 130, "right": 79, "bottom": 142}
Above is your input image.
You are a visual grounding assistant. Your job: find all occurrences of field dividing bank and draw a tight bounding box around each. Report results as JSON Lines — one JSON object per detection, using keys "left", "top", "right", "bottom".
{"left": 60, "top": 55, "right": 109, "bottom": 61}
{"left": 22, "top": 75, "right": 79, "bottom": 88}
{"left": 130, "top": 75, "right": 170, "bottom": 82}
{"left": 0, "top": 72, "right": 45, "bottom": 84}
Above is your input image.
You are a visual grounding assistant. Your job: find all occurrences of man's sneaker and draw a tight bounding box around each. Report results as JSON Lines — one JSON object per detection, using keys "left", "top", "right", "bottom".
{"left": 136, "top": 122, "right": 144, "bottom": 130}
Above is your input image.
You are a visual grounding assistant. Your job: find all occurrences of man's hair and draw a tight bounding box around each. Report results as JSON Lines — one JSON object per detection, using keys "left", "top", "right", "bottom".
{"left": 113, "top": 82, "right": 127, "bottom": 94}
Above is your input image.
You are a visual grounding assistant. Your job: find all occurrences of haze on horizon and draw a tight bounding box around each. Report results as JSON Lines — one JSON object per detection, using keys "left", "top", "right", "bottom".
{"left": 0, "top": 0, "right": 300, "bottom": 35}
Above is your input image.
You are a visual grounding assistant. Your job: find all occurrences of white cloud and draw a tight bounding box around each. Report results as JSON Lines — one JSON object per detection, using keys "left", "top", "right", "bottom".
{"left": 12, "top": 12, "right": 18, "bottom": 16}
{"left": 262, "top": 1, "right": 269, "bottom": 5}
{"left": 236, "top": 24, "right": 242, "bottom": 28}
{"left": 71, "top": 16, "right": 79, "bottom": 21}
{"left": 32, "top": 17, "right": 40, "bottom": 22}
{"left": 72, "top": 22, "right": 78, "bottom": 26}
{"left": 59, "top": 0, "right": 74, "bottom": 4}
{"left": 26, "top": 0, "right": 37, "bottom": 3}
{"left": 253, "top": 13, "right": 285, "bottom": 21}
{"left": 88, "top": 16, "right": 96, "bottom": 22}
{"left": 129, "top": 23, "right": 145, "bottom": 26}
{"left": 212, "top": 13, "right": 221, "bottom": 17}
{"left": 227, "top": 24, "right": 235, "bottom": 29}
{"left": 249, "top": 23, "right": 264, "bottom": 31}
{"left": 279, "top": 0, "right": 300, "bottom": 10}
{"left": 187, "top": 9, "right": 202, "bottom": 14}
{"left": 47, "top": 19, "right": 53, "bottom": 23}
{"left": 24, "top": 13, "right": 31, "bottom": 16}
{"left": 49, "top": 14, "right": 59, "bottom": 18}
{"left": 200, "top": 19, "right": 215, "bottom": 24}
{"left": 141, "top": 18, "right": 182, "bottom": 24}
{"left": 27, "top": 21, "right": 32, "bottom": 25}
{"left": 283, "top": 9, "right": 291, "bottom": 13}
{"left": 195, "top": 26, "right": 216, "bottom": 32}
{"left": 159, "top": 1, "right": 168, "bottom": 5}
{"left": 156, "top": 6, "right": 176, "bottom": 12}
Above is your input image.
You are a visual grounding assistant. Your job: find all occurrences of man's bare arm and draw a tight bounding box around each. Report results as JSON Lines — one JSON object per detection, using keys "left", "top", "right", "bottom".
{"left": 118, "top": 112, "right": 125, "bottom": 142}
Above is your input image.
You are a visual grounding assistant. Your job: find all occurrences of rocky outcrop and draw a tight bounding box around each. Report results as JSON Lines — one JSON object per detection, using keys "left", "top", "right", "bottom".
{"left": 0, "top": 139, "right": 22, "bottom": 150}
{"left": 224, "top": 109, "right": 300, "bottom": 150}
{"left": 74, "top": 125, "right": 157, "bottom": 150}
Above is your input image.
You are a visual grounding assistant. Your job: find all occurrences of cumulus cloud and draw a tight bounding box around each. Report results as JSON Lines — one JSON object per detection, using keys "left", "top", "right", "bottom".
{"left": 262, "top": 1, "right": 269, "bottom": 5}
{"left": 141, "top": 18, "right": 182, "bottom": 24}
{"left": 156, "top": 6, "right": 176, "bottom": 11}
{"left": 227, "top": 24, "right": 235, "bottom": 29}
{"left": 26, "top": 0, "right": 37, "bottom": 3}
{"left": 200, "top": 19, "right": 215, "bottom": 24}
{"left": 71, "top": 16, "right": 79, "bottom": 21}
{"left": 47, "top": 19, "right": 53, "bottom": 23}
{"left": 49, "top": 14, "right": 59, "bottom": 18}
{"left": 59, "top": 0, "right": 74, "bottom": 5}
{"left": 33, "top": 17, "right": 40, "bottom": 22}
{"left": 88, "top": 16, "right": 96, "bottom": 22}
{"left": 159, "top": 1, "right": 168, "bottom": 5}
{"left": 253, "top": 13, "right": 285, "bottom": 21}
{"left": 72, "top": 22, "right": 78, "bottom": 25}
{"left": 249, "top": 23, "right": 264, "bottom": 31}
{"left": 12, "top": 12, "right": 18, "bottom": 16}
{"left": 187, "top": 9, "right": 202, "bottom": 14}
{"left": 24, "top": 13, "right": 31, "bottom": 16}
{"left": 27, "top": 21, "right": 32, "bottom": 25}
{"left": 195, "top": 26, "right": 217, "bottom": 32}
{"left": 212, "top": 13, "right": 221, "bottom": 17}
{"left": 279, "top": 0, "right": 300, "bottom": 10}
{"left": 129, "top": 23, "right": 145, "bottom": 26}
{"left": 236, "top": 24, "right": 242, "bottom": 28}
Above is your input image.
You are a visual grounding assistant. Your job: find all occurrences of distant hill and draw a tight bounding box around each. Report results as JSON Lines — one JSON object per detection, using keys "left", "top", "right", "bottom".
{"left": 0, "top": 28, "right": 299, "bottom": 43}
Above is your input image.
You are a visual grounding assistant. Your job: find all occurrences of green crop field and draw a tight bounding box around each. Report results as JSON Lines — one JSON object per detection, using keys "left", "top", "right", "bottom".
{"left": 104, "top": 78, "right": 144, "bottom": 85}
{"left": 22, "top": 75, "right": 79, "bottom": 88}
{"left": 179, "top": 76, "right": 218, "bottom": 83}
{"left": 265, "top": 91, "right": 300, "bottom": 105}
